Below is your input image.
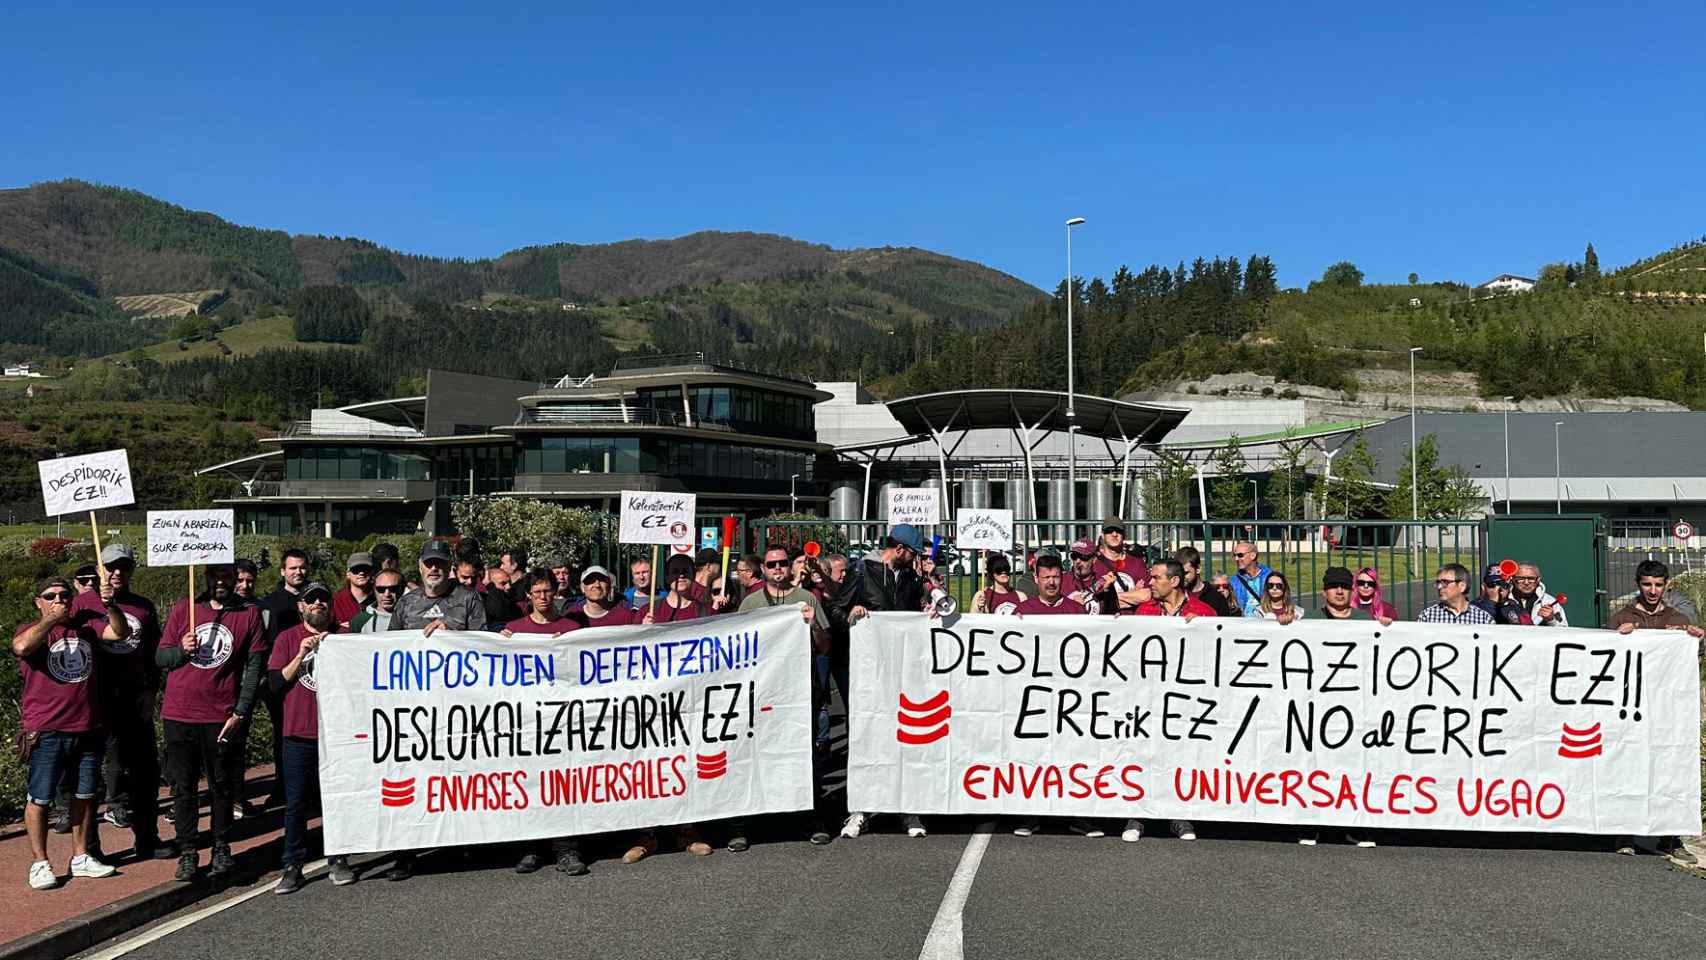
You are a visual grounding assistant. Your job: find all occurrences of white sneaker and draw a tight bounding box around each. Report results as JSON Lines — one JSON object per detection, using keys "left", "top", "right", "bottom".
{"left": 1348, "top": 833, "right": 1377, "bottom": 849}
{"left": 1068, "top": 820, "right": 1106, "bottom": 838}
{"left": 904, "top": 815, "right": 927, "bottom": 838}
{"left": 1298, "top": 832, "right": 1318, "bottom": 846}
{"left": 28, "top": 860, "right": 58, "bottom": 890}
{"left": 1169, "top": 819, "right": 1197, "bottom": 841}
{"left": 69, "top": 854, "right": 116, "bottom": 879}
{"left": 1121, "top": 820, "right": 1143, "bottom": 842}
{"left": 231, "top": 803, "right": 245, "bottom": 821}
{"left": 1012, "top": 821, "right": 1040, "bottom": 837}
{"left": 840, "top": 812, "right": 868, "bottom": 839}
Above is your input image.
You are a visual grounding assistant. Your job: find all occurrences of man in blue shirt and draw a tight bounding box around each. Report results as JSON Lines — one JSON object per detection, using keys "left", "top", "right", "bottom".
{"left": 1227, "top": 541, "right": 1271, "bottom": 616}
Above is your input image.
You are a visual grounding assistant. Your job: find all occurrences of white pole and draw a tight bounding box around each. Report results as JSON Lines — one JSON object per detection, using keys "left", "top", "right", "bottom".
{"left": 1065, "top": 218, "right": 1084, "bottom": 524}
{"left": 1409, "top": 348, "right": 1423, "bottom": 520}
{"left": 1554, "top": 421, "right": 1563, "bottom": 514}
{"left": 1502, "top": 397, "right": 1513, "bottom": 514}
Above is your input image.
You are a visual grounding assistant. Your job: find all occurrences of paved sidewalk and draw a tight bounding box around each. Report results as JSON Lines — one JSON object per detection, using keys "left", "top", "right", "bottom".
{"left": 0, "top": 766, "right": 300, "bottom": 957}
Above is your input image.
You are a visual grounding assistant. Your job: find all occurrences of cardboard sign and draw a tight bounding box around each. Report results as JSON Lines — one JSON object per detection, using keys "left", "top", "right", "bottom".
{"left": 38, "top": 449, "right": 134, "bottom": 516}
{"left": 956, "top": 508, "right": 1014, "bottom": 551}
{"left": 847, "top": 614, "right": 1702, "bottom": 836}
{"left": 318, "top": 607, "right": 814, "bottom": 854}
{"left": 618, "top": 491, "right": 697, "bottom": 546}
{"left": 886, "top": 487, "right": 940, "bottom": 526}
{"left": 146, "top": 509, "right": 235, "bottom": 566}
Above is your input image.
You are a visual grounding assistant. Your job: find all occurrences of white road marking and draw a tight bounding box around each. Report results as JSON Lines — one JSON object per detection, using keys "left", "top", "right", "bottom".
{"left": 81, "top": 859, "right": 327, "bottom": 960}
{"left": 917, "top": 831, "right": 992, "bottom": 960}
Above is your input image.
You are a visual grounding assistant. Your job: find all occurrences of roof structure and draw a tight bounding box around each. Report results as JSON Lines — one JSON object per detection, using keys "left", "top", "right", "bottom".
{"left": 339, "top": 395, "right": 426, "bottom": 429}
{"left": 1156, "top": 419, "right": 1388, "bottom": 452}
{"left": 883, "top": 390, "right": 1187, "bottom": 444}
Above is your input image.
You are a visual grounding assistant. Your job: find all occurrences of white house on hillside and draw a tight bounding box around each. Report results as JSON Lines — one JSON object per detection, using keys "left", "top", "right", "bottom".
{"left": 1480, "top": 274, "right": 1536, "bottom": 294}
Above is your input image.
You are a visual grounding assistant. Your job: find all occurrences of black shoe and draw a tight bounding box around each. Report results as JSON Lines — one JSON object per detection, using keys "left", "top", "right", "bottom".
{"left": 103, "top": 806, "right": 132, "bottom": 829}
{"left": 209, "top": 843, "right": 235, "bottom": 877}
{"left": 556, "top": 851, "right": 589, "bottom": 876}
{"left": 384, "top": 855, "right": 414, "bottom": 882}
{"left": 514, "top": 852, "right": 543, "bottom": 874}
{"left": 273, "top": 865, "right": 304, "bottom": 895}
{"left": 139, "top": 838, "right": 177, "bottom": 861}
{"left": 809, "top": 829, "right": 833, "bottom": 845}
{"left": 727, "top": 835, "right": 750, "bottom": 853}
{"left": 174, "top": 853, "right": 198, "bottom": 882}
{"left": 51, "top": 811, "right": 72, "bottom": 834}
{"left": 328, "top": 858, "right": 357, "bottom": 886}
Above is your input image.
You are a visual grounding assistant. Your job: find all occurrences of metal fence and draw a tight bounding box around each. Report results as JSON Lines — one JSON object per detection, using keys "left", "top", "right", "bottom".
{"left": 763, "top": 518, "right": 1484, "bottom": 622}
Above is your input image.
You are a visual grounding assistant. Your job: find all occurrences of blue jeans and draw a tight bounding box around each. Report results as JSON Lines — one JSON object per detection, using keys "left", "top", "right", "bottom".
{"left": 27, "top": 730, "right": 106, "bottom": 805}
{"left": 281, "top": 737, "right": 320, "bottom": 868}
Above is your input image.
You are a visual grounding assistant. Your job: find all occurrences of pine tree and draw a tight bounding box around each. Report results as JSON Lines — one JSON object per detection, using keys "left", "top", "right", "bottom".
{"left": 1207, "top": 436, "right": 1253, "bottom": 519}
{"left": 1582, "top": 243, "right": 1601, "bottom": 285}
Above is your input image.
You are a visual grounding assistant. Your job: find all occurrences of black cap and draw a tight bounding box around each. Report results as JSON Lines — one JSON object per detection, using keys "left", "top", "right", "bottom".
{"left": 695, "top": 548, "right": 720, "bottom": 566}
{"left": 36, "top": 575, "right": 73, "bottom": 595}
{"left": 1482, "top": 563, "right": 1508, "bottom": 587}
{"left": 1322, "top": 567, "right": 1354, "bottom": 589}
{"left": 420, "top": 540, "right": 453, "bottom": 564}
{"left": 73, "top": 562, "right": 98, "bottom": 579}
{"left": 300, "top": 581, "right": 334, "bottom": 603}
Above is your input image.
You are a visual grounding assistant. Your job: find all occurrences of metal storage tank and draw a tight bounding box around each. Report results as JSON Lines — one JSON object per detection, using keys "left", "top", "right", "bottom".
{"left": 1087, "top": 478, "right": 1115, "bottom": 522}
{"left": 1005, "top": 478, "right": 1032, "bottom": 522}
{"left": 829, "top": 483, "right": 862, "bottom": 521}
{"left": 962, "top": 477, "right": 992, "bottom": 510}
{"left": 1046, "top": 478, "right": 1074, "bottom": 542}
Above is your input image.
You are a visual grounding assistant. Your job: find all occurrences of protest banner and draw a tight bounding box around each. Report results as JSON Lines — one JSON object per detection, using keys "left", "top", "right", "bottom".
{"left": 956, "top": 508, "right": 1014, "bottom": 551}
{"left": 847, "top": 614, "right": 1702, "bottom": 835}
{"left": 886, "top": 487, "right": 940, "bottom": 526}
{"left": 618, "top": 491, "right": 697, "bottom": 546}
{"left": 37, "top": 449, "right": 134, "bottom": 516}
{"left": 146, "top": 510, "right": 235, "bottom": 567}
{"left": 317, "top": 607, "right": 814, "bottom": 854}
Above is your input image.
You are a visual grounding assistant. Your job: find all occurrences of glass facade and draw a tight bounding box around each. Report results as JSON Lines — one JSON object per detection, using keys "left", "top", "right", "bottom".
{"left": 518, "top": 435, "right": 813, "bottom": 492}
{"left": 235, "top": 504, "right": 422, "bottom": 537}
{"left": 285, "top": 447, "right": 430, "bottom": 481}
{"left": 434, "top": 444, "right": 515, "bottom": 494}
{"left": 634, "top": 385, "right": 812, "bottom": 441}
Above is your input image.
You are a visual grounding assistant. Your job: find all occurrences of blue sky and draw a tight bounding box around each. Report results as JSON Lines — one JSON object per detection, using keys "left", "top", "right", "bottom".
{"left": 6, "top": 2, "right": 1703, "bottom": 291}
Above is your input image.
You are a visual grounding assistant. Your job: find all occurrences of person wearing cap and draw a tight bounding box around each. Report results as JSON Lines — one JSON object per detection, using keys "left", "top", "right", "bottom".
{"left": 1316, "top": 567, "right": 1392, "bottom": 624}
{"left": 1090, "top": 517, "right": 1150, "bottom": 612}
{"left": 1063, "top": 538, "right": 1107, "bottom": 612}
{"left": 332, "top": 552, "right": 376, "bottom": 629}
{"left": 1175, "top": 546, "right": 1236, "bottom": 618}
{"left": 503, "top": 569, "right": 579, "bottom": 636}
{"left": 72, "top": 562, "right": 100, "bottom": 597}
{"left": 70, "top": 545, "right": 173, "bottom": 862}
{"left": 156, "top": 562, "right": 268, "bottom": 882}
{"left": 1471, "top": 565, "right": 1530, "bottom": 625}
{"left": 566, "top": 565, "right": 642, "bottom": 628}
{"left": 646, "top": 555, "right": 711, "bottom": 623}
{"left": 971, "top": 554, "right": 1028, "bottom": 614}
{"left": 15, "top": 574, "right": 129, "bottom": 889}
{"left": 266, "top": 582, "right": 356, "bottom": 893}
{"left": 349, "top": 568, "right": 405, "bottom": 632}
{"left": 687, "top": 548, "right": 720, "bottom": 605}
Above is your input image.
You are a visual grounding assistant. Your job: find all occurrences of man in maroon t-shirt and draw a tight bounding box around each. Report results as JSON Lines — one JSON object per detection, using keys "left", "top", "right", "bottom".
{"left": 71, "top": 544, "right": 174, "bottom": 862}
{"left": 1062, "top": 538, "right": 1106, "bottom": 612}
{"left": 1133, "top": 559, "right": 1217, "bottom": 619}
{"left": 331, "top": 551, "right": 375, "bottom": 628}
{"left": 1089, "top": 517, "right": 1150, "bottom": 612}
{"left": 15, "top": 574, "right": 130, "bottom": 889}
{"left": 156, "top": 563, "right": 268, "bottom": 881}
{"left": 503, "top": 569, "right": 581, "bottom": 636}
{"left": 1014, "top": 555, "right": 1087, "bottom": 616}
{"left": 566, "top": 566, "right": 641, "bottom": 629}
{"left": 265, "top": 582, "right": 355, "bottom": 893}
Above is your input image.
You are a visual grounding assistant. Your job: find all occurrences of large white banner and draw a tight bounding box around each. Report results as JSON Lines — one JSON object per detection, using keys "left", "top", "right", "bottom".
{"left": 37, "top": 449, "right": 134, "bottom": 516}
{"left": 848, "top": 614, "right": 1702, "bottom": 835}
{"left": 317, "top": 607, "right": 813, "bottom": 854}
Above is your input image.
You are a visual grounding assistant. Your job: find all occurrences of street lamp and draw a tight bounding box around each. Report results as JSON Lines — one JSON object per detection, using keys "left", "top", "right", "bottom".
{"left": 1248, "top": 479, "right": 1259, "bottom": 523}
{"left": 790, "top": 473, "right": 801, "bottom": 513}
{"left": 1501, "top": 397, "right": 1515, "bottom": 514}
{"left": 1065, "top": 217, "right": 1085, "bottom": 524}
{"left": 1552, "top": 423, "right": 1563, "bottom": 514}
{"left": 1409, "top": 347, "right": 1423, "bottom": 521}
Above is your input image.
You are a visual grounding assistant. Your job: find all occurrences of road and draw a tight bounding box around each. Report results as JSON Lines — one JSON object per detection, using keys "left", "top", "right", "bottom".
{"left": 75, "top": 822, "right": 1706, "bottom": 960}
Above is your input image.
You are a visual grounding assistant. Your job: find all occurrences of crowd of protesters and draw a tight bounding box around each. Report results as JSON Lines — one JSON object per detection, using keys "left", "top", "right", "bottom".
{"left": 13, "top": 517, "right": 1703, "bottom": 892}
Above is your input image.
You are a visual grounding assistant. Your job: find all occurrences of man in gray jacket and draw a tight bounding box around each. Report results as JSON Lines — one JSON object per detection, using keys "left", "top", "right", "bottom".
{"left": 349, "top": 569, "right": 404, "bottom": 632}
{"left": 394, "top": 541, "right": 487, "bottom": 636}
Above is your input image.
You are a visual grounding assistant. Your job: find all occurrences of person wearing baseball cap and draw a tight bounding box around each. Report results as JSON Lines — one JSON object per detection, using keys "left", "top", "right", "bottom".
{"left": 332, "top": 552, "right": 376, "bottom": 629}
{"left": 1063, "top": 538, "right": 1104, "bottom": 611}
{"left": 72, "top": 562, "right": 100, "bottom": 596}
{"left": 565, "top": 565, "right": 641, "bottom": 628}
{"left": 1471, "top": 564, "right": 1529, "bottom": 625}
{"left": 1316, "top": 567, "right": 1390, "bottom": 624}
{"left": 687, "top": 548, "right": 722, "bottom": 606}
{"left": 69, "top": 544, "right": 174, "bottom": 862}
{"left": 1091, "top": 517, "right": 1149, "bottom": 611}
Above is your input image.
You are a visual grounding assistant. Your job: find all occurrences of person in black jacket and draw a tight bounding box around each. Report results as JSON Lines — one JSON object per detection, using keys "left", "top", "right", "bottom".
{"left": 830, "top": 524, "right": 931, "bottom": 841}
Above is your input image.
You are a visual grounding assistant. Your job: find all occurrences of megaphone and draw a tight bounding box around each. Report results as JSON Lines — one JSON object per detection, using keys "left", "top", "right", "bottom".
{"left": 804, "top": 540, "right": 822, "bottom": 558}
{"left": 928, "top": 584, "right": 958, "bottom": 617}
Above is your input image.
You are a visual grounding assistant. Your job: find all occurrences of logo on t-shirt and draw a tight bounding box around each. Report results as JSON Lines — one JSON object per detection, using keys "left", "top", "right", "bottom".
{"left": 47, "top": 634, "right": 94, "bottom": 683}
{"left": 993, "top": 601, "right": 1019, "bottom": 616}
{"left": 419, "top": 603, "right": 445, "bottom": 621}
{"left": 189, "top": 622, "right": 236, "bottom": 670}
{"left": 298, "top": 649, "right": 318, "bottom": 692}
{"left": 98, "top": 611, "right": 144, "bottom": 655}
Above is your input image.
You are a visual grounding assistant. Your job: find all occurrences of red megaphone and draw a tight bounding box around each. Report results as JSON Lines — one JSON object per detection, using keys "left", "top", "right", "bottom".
{"left": 804, "top": 540, "right": 821, "bottom": 558}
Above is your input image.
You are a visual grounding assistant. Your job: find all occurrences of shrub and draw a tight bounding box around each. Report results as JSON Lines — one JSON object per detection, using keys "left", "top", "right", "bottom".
{"left": 28, "top": 537, "right": 75, "bottom": 561}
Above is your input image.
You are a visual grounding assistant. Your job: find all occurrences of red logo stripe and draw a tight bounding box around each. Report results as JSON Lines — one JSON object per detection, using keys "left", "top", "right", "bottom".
{"left": 897, "top": 705, "right": 953, "bottom": 728}
{"left": 1557, "top": 744, "right": 1603, "bottom": 759}
{"left": 899, "top": 690, "right": 950, "bottom": 712}
{"left": 1561, "top": 723, "right": 1601, "bottom": 737}
{"left": 896, "top": 725, "right": 950, "bottom": 745}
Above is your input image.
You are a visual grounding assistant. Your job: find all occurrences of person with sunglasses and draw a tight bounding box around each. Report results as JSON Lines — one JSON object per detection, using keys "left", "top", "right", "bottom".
{"left": 266, "top": 582, "right": 356, "bottom": 893}
{"left": 566, "top": 565, "right": 642, "bottom": 628}
{"left": 1227, "top": 541, "right": 1272, "bottom": 617}
{"left": 1062, "top": 538, "right": 1108, "bottom": 612}
{"left": 72, "top": 563, "right": 100, "bottom": 596}
{"left": 1416, "top": 564, "right": 1495, "bottom": 625}
{"left": 157, "top": 562, "right": 267, "bottom": 882}
{"left": 1471, "top": 565, "right": 1530, "bottom": 625}
{"left": 644, "top": 555, "right": 712, "bottom": 623}
{"left": 15, "top": 574, "right": 130, "bottom": 889}
{"left": 1256, "top": 571, "right": 1304, "bottom": 624}
{"left": 1090, "top": 517, "right": 1150, "bottom": 612}
{"left": 1316, "top": 567, "right": 1393, "bottom": 625}
{"left": 349, "top": 569, "right": 406, "bottom": 632}
{"left": 1209, "top": 574, "right": 1237, "bottom": 611}
{"left": 1350, "top": 568, "right": 1399, "bottom": 621}
{"left": 332, "top": 552, "right": 376, "bottom": 629}
{"left": 971, "top": 553, "right": 1028, "bottom": 614}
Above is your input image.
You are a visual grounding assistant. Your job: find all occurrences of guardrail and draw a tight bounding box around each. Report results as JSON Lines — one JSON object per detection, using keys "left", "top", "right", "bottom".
{"left": 276, "top": 421, "right": 423, "bottom": 440}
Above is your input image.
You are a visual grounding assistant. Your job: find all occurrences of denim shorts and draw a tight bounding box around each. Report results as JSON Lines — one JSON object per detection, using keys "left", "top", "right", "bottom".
{"left": 26, "top": 730, "right": 107, "bottom": 805}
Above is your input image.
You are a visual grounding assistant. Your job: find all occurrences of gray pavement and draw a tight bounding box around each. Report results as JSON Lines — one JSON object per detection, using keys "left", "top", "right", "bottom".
{"left": 82, "top": 824, "right": 1706, "bottom": 960}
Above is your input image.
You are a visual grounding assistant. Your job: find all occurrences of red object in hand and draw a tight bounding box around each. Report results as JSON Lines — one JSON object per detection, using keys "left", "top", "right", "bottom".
{"left": 1554, "top": 593, "right": 1567, "bottom": 605}
{"left": 804, "top": 540, "right": 821, "bottom": 557}
{"left": 1498, "top": 558, "right": 1518, "bottom": 578}
{"left": 720, "top": 516, "right": 736, "bottom": 549}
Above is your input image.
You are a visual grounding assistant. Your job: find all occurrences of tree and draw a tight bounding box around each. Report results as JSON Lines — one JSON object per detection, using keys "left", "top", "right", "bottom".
{"left": 1310, "top": 434, "right": 1382, "bottom": 520}
{"left": 1536, "top": 262, "right": 1575, "bottom": 291}
{"left": 1408, "top": 272, "right": 1420, "bottom": 285}
{"left": 1263, "top": 438, "right": 1309, "bottom": 521}
{"left": 1581, "top": 243, "right": 1601, "bottom": 285}
{"left": 451, "top": 496, "right": 606, "bottom": 566}
{"left": 1207, "top": 436, "right": 1252, "bottom": 519}
{"left": 1139, "top": 450, "right": 1196, "bottom": 520}
{"left": 1385, "top": 433, "right": 1486, "bottom": 519}
{"left": 1320, "top": 261, "right": 1364, "bottom": 287}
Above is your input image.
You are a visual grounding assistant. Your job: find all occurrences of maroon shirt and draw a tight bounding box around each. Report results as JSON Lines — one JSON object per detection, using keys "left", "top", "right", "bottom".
{"left": 566, "top": 603, "right": 641, "bottom": 630}
{"left": 160, "top": 599, "right": 267, "bottom": 724}
{"left": 979, "top": 587, "right": 1026, "bottom": 615}
{"left": 1015, "top": 595, "right": 1087, "bottom": 616}
{"left": 14, "top": 621, "right": 101, "bottom": 733}
{"left": 1090, "top": 551, "right": 1149, "bottom": 592}
{"left": 71, "top": 589, "right": 161, "bottom": 689}
{"left": 332, "top": 586, "right": 372, "bottom": 627}
{"left": 1133, "top": 595, "right": 1218, "bottom": 618}
{"left": 648, "top": 598, "right": 706, "bottom": 623}
{"left": 1062, "top": 569, "right": 1100, "bottom": 601}
{"left": 504, "top": 615, "right": 580, "bottom": 635}
{"left": 266, "top": 624, "right": 332, "bottom": 740}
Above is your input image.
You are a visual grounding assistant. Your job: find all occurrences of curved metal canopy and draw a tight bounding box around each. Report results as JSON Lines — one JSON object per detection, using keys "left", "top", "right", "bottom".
{"left": 885, "top": 389, "right": 1187, "bottom": 442}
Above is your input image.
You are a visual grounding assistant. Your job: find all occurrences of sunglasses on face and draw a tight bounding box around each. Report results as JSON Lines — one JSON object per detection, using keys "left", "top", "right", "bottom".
{"left": 75, "top": 576, "right": 98, "bottom": 585}
{"left": 1266, "top": 583, "right": 1286, "bottom": 591}
{"left": 303, "top": 596, "right": 331, "bottom": 606}
{"left": 1356, "top": 580, "right": 1376, "bottom": 587}
{"left": 764, "top": 559, "right": 790, "bottom": 569}
{"left": 39, "top": 591, "right": 72, "bottom": 602}
{"left": 1435, "top": 578, "right": 1462, "bottom": 587}
{"left": 1233, "top": 551, "right": 1250, "bottom": 559}
{"left": 1102, "top": 527, "right": 1123, "bottom": 535}
{"left": 373, "top": 585, "right": 402, "bottom": 595}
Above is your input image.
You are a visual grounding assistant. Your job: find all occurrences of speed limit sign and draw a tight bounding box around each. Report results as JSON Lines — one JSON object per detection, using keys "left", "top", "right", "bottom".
{"left": 1673, "top": 520, "right": 1694, "bottom": 542}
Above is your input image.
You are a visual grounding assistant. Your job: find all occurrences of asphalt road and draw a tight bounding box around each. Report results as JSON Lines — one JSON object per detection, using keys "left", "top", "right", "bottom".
{"left": 79, "top": 823, "right": 1706, "bottom": 960}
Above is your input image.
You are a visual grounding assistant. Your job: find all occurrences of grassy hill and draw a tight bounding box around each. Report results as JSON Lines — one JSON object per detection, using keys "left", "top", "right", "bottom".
{"left": 125, "top": 314, "right": 359, "bottom": 363}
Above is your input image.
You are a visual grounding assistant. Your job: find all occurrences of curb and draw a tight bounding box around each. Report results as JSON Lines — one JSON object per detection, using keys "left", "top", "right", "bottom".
{"left": 0, "top": 835, "right": 287, "bottom": 960}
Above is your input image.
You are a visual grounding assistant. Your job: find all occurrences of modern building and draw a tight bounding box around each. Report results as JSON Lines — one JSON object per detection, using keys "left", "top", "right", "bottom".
{"left": 198, "top": 356, "right": 832, "bottom": 538}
